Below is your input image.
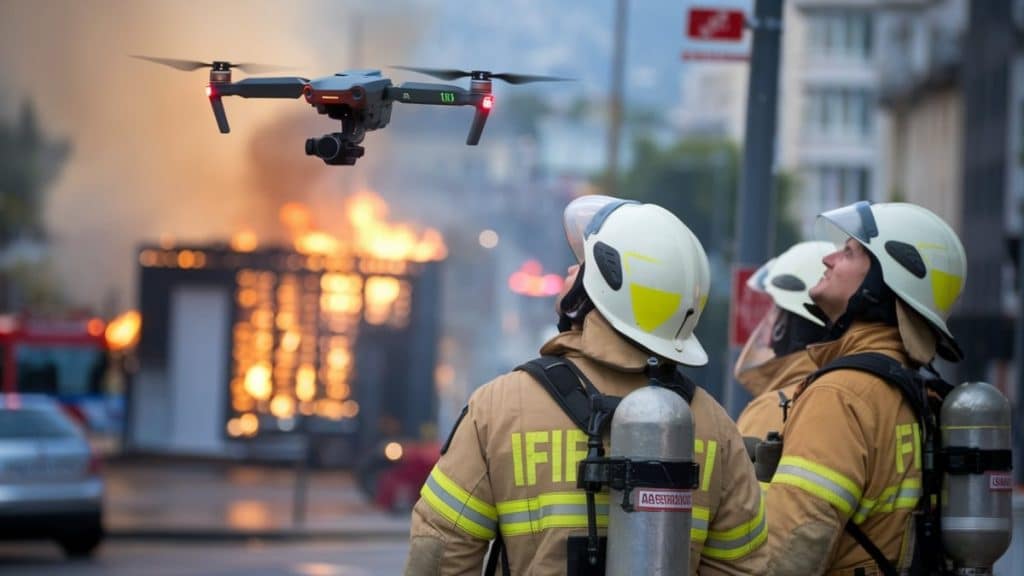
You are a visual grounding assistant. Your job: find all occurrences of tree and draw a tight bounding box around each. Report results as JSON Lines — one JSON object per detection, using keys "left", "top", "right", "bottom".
{"left": 0, "top": 100, "right": 71, "bottom": 311}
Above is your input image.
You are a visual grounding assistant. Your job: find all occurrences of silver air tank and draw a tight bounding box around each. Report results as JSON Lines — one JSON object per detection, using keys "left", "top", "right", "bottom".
{"left": 606, "top": 385, "right": 694, "bottom": 575}
{"left": 940, "top": 381, "right": 1013, "bottom": 575}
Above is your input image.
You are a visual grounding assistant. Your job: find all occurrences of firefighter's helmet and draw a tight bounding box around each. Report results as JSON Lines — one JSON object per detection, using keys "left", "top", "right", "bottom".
{"left": 563, "top": 195, "right": 710, "bottom": 365}
{"left": 817, "top": 201, "right": 966, "bottom": 359}
{"left": 747, "top": 241, "right": 833, "bottom": 327}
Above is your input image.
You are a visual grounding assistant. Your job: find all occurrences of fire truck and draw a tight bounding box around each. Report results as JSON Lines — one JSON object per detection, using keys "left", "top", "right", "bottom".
{"left": 0, "top": 313, "right": 137, "bottom": 444}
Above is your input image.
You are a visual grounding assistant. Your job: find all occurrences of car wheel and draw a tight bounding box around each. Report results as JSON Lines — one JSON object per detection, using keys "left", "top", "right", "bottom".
{"left": 58, "top": 517, "right": 104, "bottom": 558}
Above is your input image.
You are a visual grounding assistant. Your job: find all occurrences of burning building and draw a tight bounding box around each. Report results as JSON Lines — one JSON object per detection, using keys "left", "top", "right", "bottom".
{"left": 124, "top": 192, "right": 445, "bottom": 464}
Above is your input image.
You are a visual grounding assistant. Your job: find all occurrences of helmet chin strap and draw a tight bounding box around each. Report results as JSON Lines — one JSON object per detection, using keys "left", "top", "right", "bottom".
{"left": 557, "top": 264, "right": 595, "bottom": 332}
{"left": 828, "top": 252, "right": 898, "bottom": 340}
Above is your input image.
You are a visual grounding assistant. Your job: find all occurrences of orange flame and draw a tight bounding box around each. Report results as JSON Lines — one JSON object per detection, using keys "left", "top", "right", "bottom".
{"left": 277, "top": 189, "right": 446, "bottom": 262}
{"left": 106, "top": 310, "right": 142, "bottom": 351}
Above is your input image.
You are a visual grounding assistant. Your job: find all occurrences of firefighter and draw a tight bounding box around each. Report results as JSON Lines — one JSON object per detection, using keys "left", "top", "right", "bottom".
{"left": 404, "top": 196, "right": 766, "bottom": 575}
{"left": 735, "top": 241, "right": 832, "bottom": 441}
{"left": 764, "top": 201, "right": 967, "bottom": 575}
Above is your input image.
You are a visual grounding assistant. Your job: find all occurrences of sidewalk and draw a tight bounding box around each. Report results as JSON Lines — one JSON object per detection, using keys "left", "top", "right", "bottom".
{"left": 102, "top": 458, "right": 412, "bottom": 541}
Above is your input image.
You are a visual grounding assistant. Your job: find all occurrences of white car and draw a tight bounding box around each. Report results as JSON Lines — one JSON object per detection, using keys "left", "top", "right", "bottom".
{"left": 0, "top": 394, "right": 104, "bottom": 557}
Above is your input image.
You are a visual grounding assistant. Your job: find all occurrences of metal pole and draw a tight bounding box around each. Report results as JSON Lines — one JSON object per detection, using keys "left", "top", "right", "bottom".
{"left": 725, "top": 0, "right": 784, "bottom": 417}
{"left": 293, "top": 420, "right": 309, "bottom": 527}
{"left": 1016, "top": 200, "right": 1024, "bottom": 483}
{"left": 606, "top": 0, "right": 628, "bottom": 196}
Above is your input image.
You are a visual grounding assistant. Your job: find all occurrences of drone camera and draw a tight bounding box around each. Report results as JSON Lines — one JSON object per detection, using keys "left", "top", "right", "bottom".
{"left": 306, "top": 133, "right": 365, "bottom": 166}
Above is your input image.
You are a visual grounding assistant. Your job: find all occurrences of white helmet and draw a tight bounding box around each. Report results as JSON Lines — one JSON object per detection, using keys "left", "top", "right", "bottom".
{"left": 563, "top": 195, "right": 711, "bottom": 365}
{"left": 816, "top": 201, "right": 966, "bottom": 357}
{"left": 747, "top": 241, "right": 834, "bottom": 327}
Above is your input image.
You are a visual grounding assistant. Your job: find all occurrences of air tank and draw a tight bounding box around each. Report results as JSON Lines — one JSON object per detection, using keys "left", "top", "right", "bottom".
{"left": 940, "top": 381, "right": 1012, "bottom": 575}
{"left": 605, "top": 385, "right": 694, "bottom": 575}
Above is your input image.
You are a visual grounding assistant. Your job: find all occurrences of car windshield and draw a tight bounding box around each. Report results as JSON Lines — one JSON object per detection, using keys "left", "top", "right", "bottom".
{"left": 0, "top": 408, "right": 79, "bottom": 439}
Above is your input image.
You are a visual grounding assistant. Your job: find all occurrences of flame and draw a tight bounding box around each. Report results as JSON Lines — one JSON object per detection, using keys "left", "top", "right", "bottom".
{"left": 243, "top": 189, "right": 446, "bottom": 262}
{"left": 280, "top": 202, "right": 313, "bottom": 233}
{"left": 106, "top": 310, "right": 141, "bottom": 351}
{"left": 348, "top": 191, "right": 447, "bottom": 262}
{"left": 231, "top": 230, "right": 259, "bottom": 253}
{"left": 244, "top": 362, "right": 272, "bottom": 401}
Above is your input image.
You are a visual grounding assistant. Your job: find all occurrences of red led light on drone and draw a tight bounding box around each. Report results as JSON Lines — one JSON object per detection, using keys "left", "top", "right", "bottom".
{"left": 481, "top": 95, "right": 494, "bottom": 110}
{"left": 206, "top": 85, "right": 216, "bottom": 98}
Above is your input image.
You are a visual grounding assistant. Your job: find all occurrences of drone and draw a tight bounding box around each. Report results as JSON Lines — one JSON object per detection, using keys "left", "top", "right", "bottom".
{"left": 134, "top": 56, "right": 570, "bottom": 166}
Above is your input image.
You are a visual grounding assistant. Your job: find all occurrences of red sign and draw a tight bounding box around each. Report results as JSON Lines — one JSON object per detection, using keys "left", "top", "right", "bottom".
{"left": 729, "top": 267, "right": 774, "bottom": 347}
{"left": 687, "top": 8, "right": 746, "bottom": 42}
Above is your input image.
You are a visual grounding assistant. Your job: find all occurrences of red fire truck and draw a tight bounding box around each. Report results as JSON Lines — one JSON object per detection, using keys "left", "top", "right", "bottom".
{"left": 0, "top": 314, "right": 132, "bottom": 439}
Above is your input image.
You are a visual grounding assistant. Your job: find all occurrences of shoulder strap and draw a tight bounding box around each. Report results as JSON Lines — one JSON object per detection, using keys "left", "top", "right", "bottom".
{"left": 516, "top": 356, "right": 601, "bottom": 432}
{"left": 668, "top": 368, "right": 697, "bottom": 404}
{"left": 516, "top": 356, "right": 693, "bottom": 433}
{"left": 808, "top": 352, "right": 929, "bottom": 423}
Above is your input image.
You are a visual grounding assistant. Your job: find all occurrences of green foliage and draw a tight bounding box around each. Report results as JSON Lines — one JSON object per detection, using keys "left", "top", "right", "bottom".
{"left": 0, "top": 99, "right": 71, "bottom": 312}
{"left": 0, "top": 100, "right": 70, "bottom": 246}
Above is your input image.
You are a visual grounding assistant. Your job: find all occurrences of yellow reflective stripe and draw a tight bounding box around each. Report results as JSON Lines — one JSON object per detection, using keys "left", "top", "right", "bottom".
{"left": 701, "top": 439, "right": 717, "bottom": 491}
{"left": 851, "top": 478, "right": 922, "bottom": 524}
{"left": 773, "top": 456, "right": 862, "bottom": 517}
{"left": 702, "top": 493, "right": 767, "bottom": 560}
{"left": 496, "top": 492, "right": 609, "bottom": 536}
{"left": 420, "top": 466, "right": 497, "bottom": 540}
{"left": 692, "top": 505, "right": 711, "bottom": 543}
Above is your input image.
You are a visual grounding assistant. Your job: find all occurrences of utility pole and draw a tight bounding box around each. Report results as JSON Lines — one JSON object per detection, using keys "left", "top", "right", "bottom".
{"left": 725, "top": 0, "right": 784, "bottom": 417}
{"left": 606, "top": 0, "right": 628, "bottom": 196}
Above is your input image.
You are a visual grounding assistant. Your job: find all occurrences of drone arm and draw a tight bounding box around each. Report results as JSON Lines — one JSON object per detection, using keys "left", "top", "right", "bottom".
{"left": 209, "top": 95, "right": 230, "bottom": 134}
{"left": 466, "top": 98, "right": 491, "bottom": 146}
{"left": 388, "top": 82, "right": 472, "bottom": 105}
{"left": 219, "top": 77, "right": 309, "bottom": 99}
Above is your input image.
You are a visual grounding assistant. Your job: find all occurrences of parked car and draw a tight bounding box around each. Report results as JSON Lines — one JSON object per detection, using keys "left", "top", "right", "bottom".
{"left": 0, "top": 394, "right": 104, "bottom": 557}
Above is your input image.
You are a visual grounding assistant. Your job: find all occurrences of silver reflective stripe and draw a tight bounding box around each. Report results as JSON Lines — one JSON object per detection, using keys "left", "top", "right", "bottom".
{"left": 704, "top": 510, "right": 767, "bottom": 551}
{"left": 854, "top": 483, "right": 922, "bottom": 522}
{"left": 424, "top": 474, "right": 498, "bottom": 533}
{"left": 775, "top": 463, "right": 859, "bottom": 513}
{"left": 942, "top": 517, "right": 1012, "bottom": 532}
{"left": 498, "top": 502, "right": 609, "bottom": 525}
{"left": 691, "top": 516, "right": 709, "bottom": 533}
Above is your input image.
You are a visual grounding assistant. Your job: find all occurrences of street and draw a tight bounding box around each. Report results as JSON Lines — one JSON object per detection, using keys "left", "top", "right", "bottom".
{"left": 0, "top": 540, "right": 410, "bottom": 575}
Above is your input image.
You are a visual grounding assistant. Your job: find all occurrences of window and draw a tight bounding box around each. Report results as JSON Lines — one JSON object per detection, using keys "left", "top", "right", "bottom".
{"left": 806, "top": 10, "right": 873, "bottom": 61}
{"left": 808, "top": 166, "right": 871, "bottom": 209}
{"left": 15, "top": 345, "right": 107, "bottom": 397}
{"left": 803, "top": 88, "right": 875, "bottom": 140}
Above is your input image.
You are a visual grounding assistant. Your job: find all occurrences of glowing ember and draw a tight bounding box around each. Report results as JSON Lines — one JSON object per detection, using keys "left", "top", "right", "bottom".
{"left": 106, "top": 310, "right": 142, "bottom": 351}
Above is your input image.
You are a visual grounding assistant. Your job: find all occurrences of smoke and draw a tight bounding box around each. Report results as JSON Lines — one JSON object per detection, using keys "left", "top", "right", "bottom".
{"left": 0, "top": 0, "right": 434, "bottom": 312}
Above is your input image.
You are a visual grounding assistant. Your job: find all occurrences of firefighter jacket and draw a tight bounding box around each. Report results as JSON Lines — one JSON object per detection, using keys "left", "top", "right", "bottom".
{"left": 736, "top": 351, "right": 817, "bottom": 440}
{"left": 404, "top": 311, "right": 767, "bottom": 575}
{"left": 765, "top": 322, "right": 920, "bottom": 576}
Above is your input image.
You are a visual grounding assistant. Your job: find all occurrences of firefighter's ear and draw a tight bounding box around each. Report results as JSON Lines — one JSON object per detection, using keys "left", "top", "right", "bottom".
{"left": 441, "top": 405, "right": 468, "bottom": 456}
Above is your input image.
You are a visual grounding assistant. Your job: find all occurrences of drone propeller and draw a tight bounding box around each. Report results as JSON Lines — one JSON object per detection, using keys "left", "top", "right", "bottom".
{"left": 392, "top": 65, "right": 572, "bottom": 84}
{"left": 131, "top": 55, "right": 285, "bottom": 74}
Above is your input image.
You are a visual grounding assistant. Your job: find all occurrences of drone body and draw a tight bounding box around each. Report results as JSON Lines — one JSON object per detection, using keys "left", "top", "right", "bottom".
{"left": 136, "top": 56, "right": 565, "bottom": 166}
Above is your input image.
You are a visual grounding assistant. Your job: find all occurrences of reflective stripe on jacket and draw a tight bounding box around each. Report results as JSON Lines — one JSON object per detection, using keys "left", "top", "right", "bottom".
{"left": 765, "top": 322, "right": 920, "bottom": 575}
{"left": 406, "top": 311, "right": 767, "bottom": 575}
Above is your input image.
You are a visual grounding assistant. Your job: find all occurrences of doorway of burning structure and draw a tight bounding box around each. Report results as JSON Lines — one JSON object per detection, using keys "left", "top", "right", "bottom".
{"left": 168, "top": 286, "right": 230, "bottom": 455}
